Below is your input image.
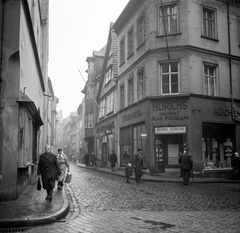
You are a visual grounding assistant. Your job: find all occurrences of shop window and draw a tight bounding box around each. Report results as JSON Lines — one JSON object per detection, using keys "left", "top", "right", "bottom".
{"left": 120, "top": 127, "right": 131, "bottom": 165}
{"left": 202, "top": 123, "right": 235, "bottom": 169}
{"left": 158, "top": 3, "right": 178, "bottom": 35}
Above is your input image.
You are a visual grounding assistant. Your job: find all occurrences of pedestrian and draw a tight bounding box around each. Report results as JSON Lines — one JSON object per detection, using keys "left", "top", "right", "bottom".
{"left": 110, "top": 150, "right": 117, "bottom": 171}
{"left": 125, "top": 163, "right": 133, "bottom": 183}
{"left": 123, "top": 151, "right": 130, "bottom": 164}
{"left": 91, "top": 152, "right": 96, "bottom": 166}
{"left": 84, "top": 152, "right": 90, "bottom": 167}
{"left": 57, "top": 148, "right": 70, "bottom": 190}
{"left": 233, "top": 152, "right": 240, "bottom": 179}
{"left": 178, "top": 147, "right": 193, "bottom": 185}
{"left": 134, "top": 148, "right": 143, "bottom": 183}
{"left": 37, "top": 145, "right": 61, "bottom": 202}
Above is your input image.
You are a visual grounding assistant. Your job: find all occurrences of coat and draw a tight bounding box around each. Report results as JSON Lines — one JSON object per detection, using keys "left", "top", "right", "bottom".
{"left": 38, "top": 152, "right": 61, "bottom": 189}
{"left": 178, "top": 152, "right": 193, "bottom": 170}
{"left": 110, "top": 152, "right": 117, "bottom": 167}
{"left": 57, "top": 153, "right": 69, "bottom": 182}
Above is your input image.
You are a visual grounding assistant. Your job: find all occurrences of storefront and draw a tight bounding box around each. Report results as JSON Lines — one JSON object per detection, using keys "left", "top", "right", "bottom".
{"left": 95, "top": 118, "right": 117, "bottom": 167}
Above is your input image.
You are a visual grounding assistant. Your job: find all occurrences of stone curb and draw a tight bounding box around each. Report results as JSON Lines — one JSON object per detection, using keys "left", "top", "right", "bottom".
{"left": 0, "top": 188, "right": 69, "bottom": 228}
{"left": 78, "top": 164, "right": 240, "bottom": 184}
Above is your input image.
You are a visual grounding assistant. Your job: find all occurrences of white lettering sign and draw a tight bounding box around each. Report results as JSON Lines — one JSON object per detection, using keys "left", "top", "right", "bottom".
{"left": 155, "top": 126, "right": 186, "bottom": 134}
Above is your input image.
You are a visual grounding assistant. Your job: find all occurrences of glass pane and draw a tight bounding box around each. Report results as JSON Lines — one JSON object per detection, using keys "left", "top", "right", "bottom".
{"left": 162, "top": 85, "right": 169, "bottom": 94}
{"left": 162, "top": 75, "right": 169, "bottom": 84}
{"left": 161, "top": 64, "right": 169, "bottom": 73}
{"left": 171, "top": 74, "right": 178, "bottom": 83}
{"left": 171, "top": 62, "right": 178, "bottom": 72}
{"left": 171, "top": 83, "right": 178, "bottom": 93}
{"left": 209, "top": 78, "right": 214, "bottom": 96}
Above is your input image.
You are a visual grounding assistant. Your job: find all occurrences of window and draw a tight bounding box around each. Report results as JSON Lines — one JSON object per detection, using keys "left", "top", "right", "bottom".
{"left": 120, "top": 84, "right": 125, "bottom": 109}
{"left": 120, "top": 37, "right": 125, "bottom": 65}
{"left": 99, "top": 99, "right": 105, "bottom": 119}
{"left": 127, "top": 27, "right": 134, "bottom": 57}
{"left": 86, "top": 85, "right": 94, "bottom": 99}
{"left": 137, "top": 69, "right": 146, "bottom": 100}
{"left": 104, "top": 67, "right": 112, "bottom": 85}
{"left": 203, "top": 63, "right": 217, "bottom": 96}
{"left": 160, "top": 61, "right": 179, "bottom": 94}
{"left": 137, "top": 14, "right": 146, "bottom": 47}
{"left": 202, "top": 7, "right": 217, "bottom": 39}
{"left": 128, "top": 76, "right": 134, "bottom": 105}
{"left": 86, "top": 112, "right": 93, "bottom": 128}
{"left": 106, "top": 92, "right": 114, "bottom": 114}
{"left": 158, "top": 3, "right": 178, "bottom": 35}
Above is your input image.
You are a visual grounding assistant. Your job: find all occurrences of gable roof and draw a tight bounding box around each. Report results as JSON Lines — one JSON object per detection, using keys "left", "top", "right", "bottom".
{"left": 97, "top": 22, "right": 118, "bottom": 101}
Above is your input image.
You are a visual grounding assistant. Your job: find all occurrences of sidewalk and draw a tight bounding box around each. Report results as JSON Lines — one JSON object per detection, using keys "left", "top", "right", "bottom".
{"left": 77, "top": 162, "right": 240, "bottom": 183}
{"left": 0, "top": 180, "right": 69, "bottom": 229}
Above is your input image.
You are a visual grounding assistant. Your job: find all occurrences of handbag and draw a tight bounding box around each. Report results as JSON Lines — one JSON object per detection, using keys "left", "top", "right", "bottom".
{"left": 65, "top": 172, "right": 72, "bottom": 183}
{"left": 37, "top": 177, "right": 41, "bottom": 191}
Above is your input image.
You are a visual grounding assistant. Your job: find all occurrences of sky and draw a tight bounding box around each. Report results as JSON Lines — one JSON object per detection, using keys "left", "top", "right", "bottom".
{"left": 48, "top": 0, "right": 129, "bottom": 118}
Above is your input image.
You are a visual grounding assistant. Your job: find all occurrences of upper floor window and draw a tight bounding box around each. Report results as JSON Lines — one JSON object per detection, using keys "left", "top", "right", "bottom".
{"left": 160, "top": 61, "right": 179, "bottom": 94}
{"left": 104, "top": 66, "right": 112, "bottom": 85}
{"left": 137, "top": 69, "right": 146, "bottom": 101}
{"left": 158, "top": 3, "right": 178, "bottom": 35}
{"left": 202, "top": 7, "right": 217, "bottom": 39}
{"left": 128, "top": 76, "right": 134, "bottom": 105}
{"left": 99, "top": 99, "right": 105, "bottom": 119}
{"left": 106, "top": 92, "right": 114, "bottom": 114}
{"left": 120, "top": 37, "right": 125, "bottom": 65}
{"left": 88, "top": 61, "right": 94, "bottom": 74}
{"left": 137, "top": 13, "right": 146, "bottom": 47}
{"left": 86, "top": 85, "right": 94, "bottom": 100}
{"left": 86, "top": 112, "right": 93, "bottom": 128}
{"left": 120, "top": 84, "right": 125, "bottom": 109}
{"left": 203, "top": 63, "right": 218, "bottom": 96}
{"left": 127, "top": 27, "right": 134, "bottom": 57}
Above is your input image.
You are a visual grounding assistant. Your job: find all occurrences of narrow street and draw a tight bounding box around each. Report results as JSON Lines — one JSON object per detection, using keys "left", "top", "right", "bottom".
{"left": 24, "top": 162, "right": 240, "bottom": 233}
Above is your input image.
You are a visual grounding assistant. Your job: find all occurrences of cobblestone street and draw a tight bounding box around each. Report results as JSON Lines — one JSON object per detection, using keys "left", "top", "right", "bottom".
{"left": 24, "top": 163, "right": 240, "bottom": 233}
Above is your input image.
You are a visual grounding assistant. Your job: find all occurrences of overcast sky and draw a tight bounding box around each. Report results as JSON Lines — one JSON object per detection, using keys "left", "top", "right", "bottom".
{"left": 48, "top": 0, "right": 129, "bottom": 118}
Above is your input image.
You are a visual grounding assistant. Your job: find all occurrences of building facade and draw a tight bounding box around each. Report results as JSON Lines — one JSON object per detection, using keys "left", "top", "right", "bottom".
{"left": 0, "top": 0, "right": 51, "bottom": 200}
{"left": 113, "top": 0, "right": 240, "bottom": 174}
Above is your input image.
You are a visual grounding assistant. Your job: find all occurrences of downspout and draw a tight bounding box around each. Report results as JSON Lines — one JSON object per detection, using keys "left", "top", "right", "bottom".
{"left": 227, "top": 2, "right": 234, "bottom": 114}
{"left": 0, "top": 0, "right": 5, "bottom": 110}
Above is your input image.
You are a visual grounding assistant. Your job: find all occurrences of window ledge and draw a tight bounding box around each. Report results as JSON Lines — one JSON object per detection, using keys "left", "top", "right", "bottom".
{"left": 201, "top": 35, "right": 219, "bottom": 42}
{"left": 127, "top": 53, "right": 134, "bottom": 60}
{"left": 156, "top": 32, "right": 181, "bottom": 38}
{"left": 137, "top": 42, "right": 145, "bottom": 51}
{"left": 119, "top": 61, "right": 125, "bottom": 68}
{"left": 106, "top": 111, "right": 114, "bottom": 116}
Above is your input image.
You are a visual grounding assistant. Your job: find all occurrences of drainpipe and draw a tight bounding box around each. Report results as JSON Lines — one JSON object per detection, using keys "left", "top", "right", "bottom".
{"left": 0, "top": 0, "right": 5, "bottom": 111}
{"left": 226, "top": 1, "right": 234, "bottom": 114}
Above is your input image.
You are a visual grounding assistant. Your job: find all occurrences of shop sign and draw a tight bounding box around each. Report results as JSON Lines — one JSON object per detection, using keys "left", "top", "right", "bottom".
{"left": 155, "top": 126, "right": 186, "bottom": 134}
{"left": 151, "top": 100, "right": 189, "bottom": 121}
{"left": 122, "top": 110, "right": 142, "bottom": 122}
{"left": 214, "top": 107, "right": 240, "bottom": 121}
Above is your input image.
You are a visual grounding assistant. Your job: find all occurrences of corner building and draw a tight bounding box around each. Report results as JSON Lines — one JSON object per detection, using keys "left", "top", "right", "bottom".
{"left": 113, "top": 0, "right": 240, "bottom": 174}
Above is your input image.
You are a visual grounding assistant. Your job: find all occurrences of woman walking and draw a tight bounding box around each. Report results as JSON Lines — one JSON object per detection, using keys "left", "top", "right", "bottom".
{"left": 57, "top": 148, "right": 70, "bottom": 189}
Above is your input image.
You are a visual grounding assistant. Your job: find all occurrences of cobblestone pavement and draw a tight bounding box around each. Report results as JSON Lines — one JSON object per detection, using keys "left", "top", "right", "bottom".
{"left": 23, "top": 163, "right": 240, "bottom": 233}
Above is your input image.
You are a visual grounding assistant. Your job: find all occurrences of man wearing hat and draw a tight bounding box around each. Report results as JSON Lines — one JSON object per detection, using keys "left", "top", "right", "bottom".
{"left": 134, "top": 148, "right": 143, "bottom": 183}
{"left": 178, "top": 147, "right": 193, "bottom": 185}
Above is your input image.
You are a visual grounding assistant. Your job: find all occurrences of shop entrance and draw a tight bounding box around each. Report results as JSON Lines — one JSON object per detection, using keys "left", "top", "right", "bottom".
{"left": 154, "top": 134, "right": 186, "bottom": 171}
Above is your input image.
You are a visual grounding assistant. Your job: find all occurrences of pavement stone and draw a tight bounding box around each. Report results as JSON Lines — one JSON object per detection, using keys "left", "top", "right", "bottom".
{"left": 0, "top": 162, "right": 239, "bottom": 230}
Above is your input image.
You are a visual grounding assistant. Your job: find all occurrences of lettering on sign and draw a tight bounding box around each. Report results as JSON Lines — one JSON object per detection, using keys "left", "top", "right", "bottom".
{"left": 155, "top": 126, "right": 186, "bottom": 134}
{"left": 214, "top": 108, "right": 240, "bottom": 119}
{"left": 152, "top": 100, "right": 189, "bottom": 121}
{"left": 122, "top": 110, "right": 142, "bottom": 122}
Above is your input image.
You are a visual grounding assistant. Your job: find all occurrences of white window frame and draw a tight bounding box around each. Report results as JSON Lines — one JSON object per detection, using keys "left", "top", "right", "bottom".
{"left": 160, "top": 61, "right": 179, "bottom": 95}
{"left": 86, "top": 112, "right": 93, "bottom": 128}
{"left": 127, "top": 27, "right": 134, "bottom": 57}
{"left": 137, "top": 13, "right": 146, "bottom": 47}
{"left": 120, "top": 84, "right": 125, "bottom": 109}
{"left": 106, "top": 92, "right": 114, "bottom": 114}
{"left": 128, "top": 75, "right": 134, "bottom": 105}
{"left": 104, "top": 66, "right": 112, "bottom": 85}
{"left": 158, "top": 2, "right": 178, "bottom": 35}
{"left": 120, "top": 37, "right": 125, "bottom": 65}
{"left": 137, "top": 68, "right": 146, "bottom": 101}
{"left": 202, "top": 6, "right": 217, "bottom": 39}
{"left": 99, "top": 99, "right": 105, "bottom": 119}
{"left": 203, "top": 62, "right": 218, "bottom": 96}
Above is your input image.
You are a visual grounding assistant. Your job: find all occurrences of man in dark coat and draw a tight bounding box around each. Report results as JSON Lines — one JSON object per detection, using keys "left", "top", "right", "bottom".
{"left": 134, "top": 148, "right": 143, "bottom": 183}
{"left": 178, "top": 147, "right": 193, "bottom": 185}
{"left": 110, "top": 150, "right": 117, "bottom": 171}
{"left": 233, "top": 152, "right": 240, "bottom": 179}
{"left": 84, "top": 152, "right": 90, "bottom": 167}
{"left": 37, "top": 145, "right": 61, "bottom": 201}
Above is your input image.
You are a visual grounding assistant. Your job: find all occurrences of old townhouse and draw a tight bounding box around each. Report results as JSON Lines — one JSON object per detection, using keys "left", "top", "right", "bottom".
{"left": 113, "top": 0, "right": 240, "bottom": 175}
{"left": 95, "top": 23, "right": 119, "bottom": 167}
{"left": 0, "top": 0, "right": 51, "bottom": 200}
{"left": 82, "top": 47, "right": 106, "bottom": 158}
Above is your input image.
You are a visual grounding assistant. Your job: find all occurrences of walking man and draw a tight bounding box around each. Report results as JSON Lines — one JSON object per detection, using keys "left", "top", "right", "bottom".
{"left": 134, "top": 148, "right": 143, "bottom": 183}
{"left": 178, "top": 147, "right": 193, "bottom": 185}
{"left": 110, "top": 150, "right": 117, "bottom": 171}
{"left": 37, "top": 145, "right": 61, "bottom": 201}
